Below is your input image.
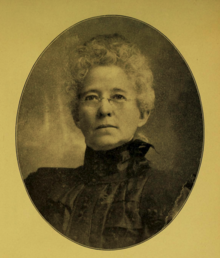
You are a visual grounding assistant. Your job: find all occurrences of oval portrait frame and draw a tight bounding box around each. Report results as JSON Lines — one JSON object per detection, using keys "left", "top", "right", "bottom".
{"left": 16, "top": 15, "right": 204, "bottom": 250}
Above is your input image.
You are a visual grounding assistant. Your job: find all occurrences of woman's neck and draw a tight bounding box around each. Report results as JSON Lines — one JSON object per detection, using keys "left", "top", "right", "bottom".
{"left": 86, "top": 136, "right": 134, "bottom": 151}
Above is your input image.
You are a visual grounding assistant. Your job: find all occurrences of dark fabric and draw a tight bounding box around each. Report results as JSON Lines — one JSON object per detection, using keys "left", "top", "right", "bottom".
{"left": 25, "top": 139, "right": 192, "bottom": 249}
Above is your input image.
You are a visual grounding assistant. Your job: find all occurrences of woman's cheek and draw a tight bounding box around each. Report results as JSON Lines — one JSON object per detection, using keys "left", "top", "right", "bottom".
{"left": 82, "top": 112, "right": 95, "bottom": 127}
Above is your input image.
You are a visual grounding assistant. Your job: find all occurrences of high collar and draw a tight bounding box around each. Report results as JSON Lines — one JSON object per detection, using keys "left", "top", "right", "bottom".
{"left": 81, "top": 136, "right": 152, "bottom": 183}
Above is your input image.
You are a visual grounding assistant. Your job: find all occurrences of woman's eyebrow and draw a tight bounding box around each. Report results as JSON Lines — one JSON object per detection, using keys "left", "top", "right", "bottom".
{"left": 80, "top": 89, "right": 100, "bottom": 97}
{"left": 111, "top": 88, "right": 127, "bottom": 93}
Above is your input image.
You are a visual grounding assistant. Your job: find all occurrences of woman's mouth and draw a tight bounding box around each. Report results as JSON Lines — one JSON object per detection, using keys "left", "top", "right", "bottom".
{"left": 96, "top": 125, "right": 117, "bottom": 129}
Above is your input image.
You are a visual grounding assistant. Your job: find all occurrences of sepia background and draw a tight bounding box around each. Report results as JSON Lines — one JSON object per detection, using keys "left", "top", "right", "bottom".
{"left": 16, "top": 16, "right": 203, "bottom": 184}
{"left": 1, "top": 0, "right": 220, "bottom": 258}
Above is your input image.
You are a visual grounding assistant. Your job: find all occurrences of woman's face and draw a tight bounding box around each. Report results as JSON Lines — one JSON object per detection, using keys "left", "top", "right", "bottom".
{"left": 76, "top": 65, "right": 149, "bottom": 150}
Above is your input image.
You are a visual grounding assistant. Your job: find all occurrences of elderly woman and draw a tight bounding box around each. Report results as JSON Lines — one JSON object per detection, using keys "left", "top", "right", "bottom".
{"left": 25, "top": 34, "right": 193, "bottom": 249}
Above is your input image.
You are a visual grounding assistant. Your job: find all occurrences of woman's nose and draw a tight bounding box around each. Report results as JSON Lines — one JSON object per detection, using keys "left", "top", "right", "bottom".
{"left": 97, "top": 98, "right": 113, "bottom": 117}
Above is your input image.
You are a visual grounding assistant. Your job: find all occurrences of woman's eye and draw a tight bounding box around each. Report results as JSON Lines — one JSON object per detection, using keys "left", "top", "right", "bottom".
{"left": 84, "top": 95, "right": 98, "bottom": 101}
{"left": 112, "top": 94, "right": 126, "bottom": 101}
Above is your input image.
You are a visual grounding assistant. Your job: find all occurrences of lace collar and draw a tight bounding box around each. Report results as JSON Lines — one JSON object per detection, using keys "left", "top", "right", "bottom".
{"left": 80, "top": 135, "right": 152, "bottom": 183}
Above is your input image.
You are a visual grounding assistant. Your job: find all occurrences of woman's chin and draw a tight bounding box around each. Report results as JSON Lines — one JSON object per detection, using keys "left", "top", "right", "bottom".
{"left": 87, "top": 136, "right": 130, "bottom": 151}
{"left": 90, "top": 142, "right": 120, "bottom": 151}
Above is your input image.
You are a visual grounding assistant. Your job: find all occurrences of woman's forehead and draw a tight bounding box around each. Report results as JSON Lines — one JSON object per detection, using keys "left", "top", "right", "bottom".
{"left": 81, "top": 65, "right": 135, "bottom": 93}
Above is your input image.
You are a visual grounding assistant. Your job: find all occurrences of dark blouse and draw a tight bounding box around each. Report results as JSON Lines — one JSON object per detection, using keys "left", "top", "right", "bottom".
{"left": 25, "top": 139, "right": 194, "bottom": 249}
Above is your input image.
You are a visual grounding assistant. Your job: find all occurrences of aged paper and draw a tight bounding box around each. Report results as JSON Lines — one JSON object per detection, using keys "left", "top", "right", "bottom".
{"left": 1, "top": 0, "right": 220, "bottom": 257}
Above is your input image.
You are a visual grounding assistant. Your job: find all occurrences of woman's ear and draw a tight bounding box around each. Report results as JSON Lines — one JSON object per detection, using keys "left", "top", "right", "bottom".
{"left": 138, "top": 111, "right": 150, "bottom": 128}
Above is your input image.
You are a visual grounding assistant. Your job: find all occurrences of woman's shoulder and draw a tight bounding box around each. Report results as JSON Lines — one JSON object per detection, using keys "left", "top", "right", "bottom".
{"left": 25, "top": 166, "right": 83, "bottom": 188}
{"left": 24, "top": 166, "right": 83, "bottom": 213}
{"left": 144, "top": 168, "right": 186, "bottom": 192}
{"left": 139, "top": 168, "right": 196, "bottom": 234}
{"left": 141, "top": 168, "right": 195, "bottom": 214}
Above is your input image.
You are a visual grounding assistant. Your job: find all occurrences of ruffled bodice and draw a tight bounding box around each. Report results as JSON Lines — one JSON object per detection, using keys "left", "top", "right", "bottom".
{"left": 25, "top": 139, "right": 192, "bottom": 249}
